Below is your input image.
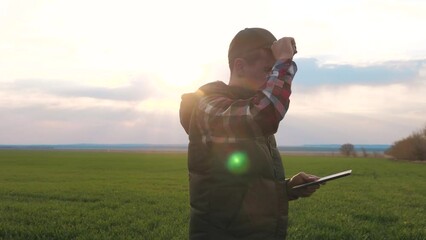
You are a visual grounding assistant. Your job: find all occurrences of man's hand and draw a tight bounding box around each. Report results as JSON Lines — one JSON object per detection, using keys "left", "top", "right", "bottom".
{"left": 271, "top": 37, "right": 297, "bottom": 61}
{"left": 287, "top": 172, "right": 320, "bottom": 199}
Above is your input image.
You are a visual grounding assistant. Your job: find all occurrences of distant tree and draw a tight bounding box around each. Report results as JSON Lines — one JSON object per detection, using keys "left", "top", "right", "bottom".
{"left": 386, "top": 125, "right": 426, "bottom": 161}
{"left": 361, "top": 147, "right": 368, "bottom": 158}
{"left": 340, "top": 143, "right": 355, "bottom": 157}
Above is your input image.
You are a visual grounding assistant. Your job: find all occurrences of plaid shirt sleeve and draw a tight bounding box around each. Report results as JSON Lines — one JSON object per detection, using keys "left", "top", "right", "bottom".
{"left": 196, "top": 60, "right": 297, "bottom": 143}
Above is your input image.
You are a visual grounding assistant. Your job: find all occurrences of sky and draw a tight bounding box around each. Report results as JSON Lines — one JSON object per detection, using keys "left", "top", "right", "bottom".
{"left": 0, "top": 0, "right": 425, "bottom": 145}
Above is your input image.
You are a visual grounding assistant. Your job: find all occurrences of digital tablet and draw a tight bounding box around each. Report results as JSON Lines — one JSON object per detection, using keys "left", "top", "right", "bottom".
{"left": 292, "top": 170, "right": 352, "bottom": 189}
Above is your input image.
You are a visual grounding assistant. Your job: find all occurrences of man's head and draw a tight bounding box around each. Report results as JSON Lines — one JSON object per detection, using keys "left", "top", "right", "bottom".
{"left": 228, "top": 28, "right": 277, "bottom": 91}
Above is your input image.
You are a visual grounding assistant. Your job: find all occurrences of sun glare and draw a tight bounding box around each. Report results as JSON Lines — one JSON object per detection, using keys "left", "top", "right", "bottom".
{"left": 157, "top": 63, "right": 204, "bottom": 89}
{"left": 227, "top": 151, "right": 249, "bottom": 175}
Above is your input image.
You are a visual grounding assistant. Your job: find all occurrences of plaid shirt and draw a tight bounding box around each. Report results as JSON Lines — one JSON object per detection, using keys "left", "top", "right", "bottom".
{"left": 195, "top": 60, "right": 297, "bottom": 143}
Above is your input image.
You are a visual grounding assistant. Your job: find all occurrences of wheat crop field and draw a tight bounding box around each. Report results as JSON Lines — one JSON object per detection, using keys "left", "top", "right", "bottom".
{"left": 0, "top": 150, "right": 425, "bottom": 240}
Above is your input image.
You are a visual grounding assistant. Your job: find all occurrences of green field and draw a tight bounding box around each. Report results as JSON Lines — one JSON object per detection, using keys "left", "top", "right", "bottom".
{"left": 0, "top": 150, "right": 425, "bottom": 240}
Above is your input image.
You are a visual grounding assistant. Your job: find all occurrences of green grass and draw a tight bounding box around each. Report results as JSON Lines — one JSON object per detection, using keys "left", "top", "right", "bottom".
{"left": 285, "top": 156, "right": 426, "bottom": 240}
{"left": 0, "top": 151, "right": 425, "bottom": 240}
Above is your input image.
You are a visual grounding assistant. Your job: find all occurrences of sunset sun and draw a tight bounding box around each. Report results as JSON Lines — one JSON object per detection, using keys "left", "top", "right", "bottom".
{"left": 158, "top": 62, "right": 204, "bottom": 89}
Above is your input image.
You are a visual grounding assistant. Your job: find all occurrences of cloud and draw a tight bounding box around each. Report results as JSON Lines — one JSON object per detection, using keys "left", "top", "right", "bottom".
{"left": 5, "top": 77, "right": 158, "bottom": 101}
{"left": 294, "top": 58, "right": 424, "bottom": 88}
{"left": 275, "top": 61, "right": 426, "bottom": 145}
{"left": 0, "top": 75, "right": 185, "bottom": 144}
{"left": 0, "top": 103, "right": 186, "bottom": 144}
{"left": 1, "top": 58, "right": 424, "bottom": 145}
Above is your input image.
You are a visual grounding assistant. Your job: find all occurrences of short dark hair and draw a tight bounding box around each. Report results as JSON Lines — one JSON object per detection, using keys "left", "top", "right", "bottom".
{"left": 241, "top": 47, "right": 273, "bottom": 66}
{"left": 228, "top": 28, "right": 277, "bottom": 69}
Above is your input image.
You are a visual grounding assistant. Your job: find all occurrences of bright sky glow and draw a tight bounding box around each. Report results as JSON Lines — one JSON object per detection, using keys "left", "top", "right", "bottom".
{"left": 0, "top": 0, "right": 425, "bottom": 145}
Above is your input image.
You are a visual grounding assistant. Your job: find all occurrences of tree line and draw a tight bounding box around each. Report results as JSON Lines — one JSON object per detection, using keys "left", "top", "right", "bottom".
{"left": 340, "top": 125, "right": 426, "bottom": 161}
{"left": 385, "top": 125, "right": 426, "bottom": 161}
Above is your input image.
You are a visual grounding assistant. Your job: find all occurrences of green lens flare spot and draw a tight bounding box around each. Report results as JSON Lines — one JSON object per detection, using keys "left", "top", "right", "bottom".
{"left": 226, "top": 151, "right": 249, "bottom": 174}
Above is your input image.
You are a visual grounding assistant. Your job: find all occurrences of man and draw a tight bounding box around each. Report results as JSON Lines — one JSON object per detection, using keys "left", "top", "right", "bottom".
{"left": 180, "top": 28, "right": 320, "bottom": 240}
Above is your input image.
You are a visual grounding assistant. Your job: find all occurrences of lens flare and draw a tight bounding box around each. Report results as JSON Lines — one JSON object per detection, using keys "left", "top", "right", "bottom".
{"left": 226, "top": 151, "right": 249, "bottom": 174}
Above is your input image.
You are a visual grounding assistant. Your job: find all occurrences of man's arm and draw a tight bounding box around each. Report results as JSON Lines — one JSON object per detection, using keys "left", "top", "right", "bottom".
{"left": 196, "top": 60, "right": 296, "bottom": 142}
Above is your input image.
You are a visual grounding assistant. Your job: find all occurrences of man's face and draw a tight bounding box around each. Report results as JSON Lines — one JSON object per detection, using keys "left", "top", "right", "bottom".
{"left": 241, "top": 49, "right": 275, "bottom": 91}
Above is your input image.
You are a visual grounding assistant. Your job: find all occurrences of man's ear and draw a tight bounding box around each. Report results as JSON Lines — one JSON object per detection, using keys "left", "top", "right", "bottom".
{"left": 234, "top": 58, "right": 245, "bottom": 78}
